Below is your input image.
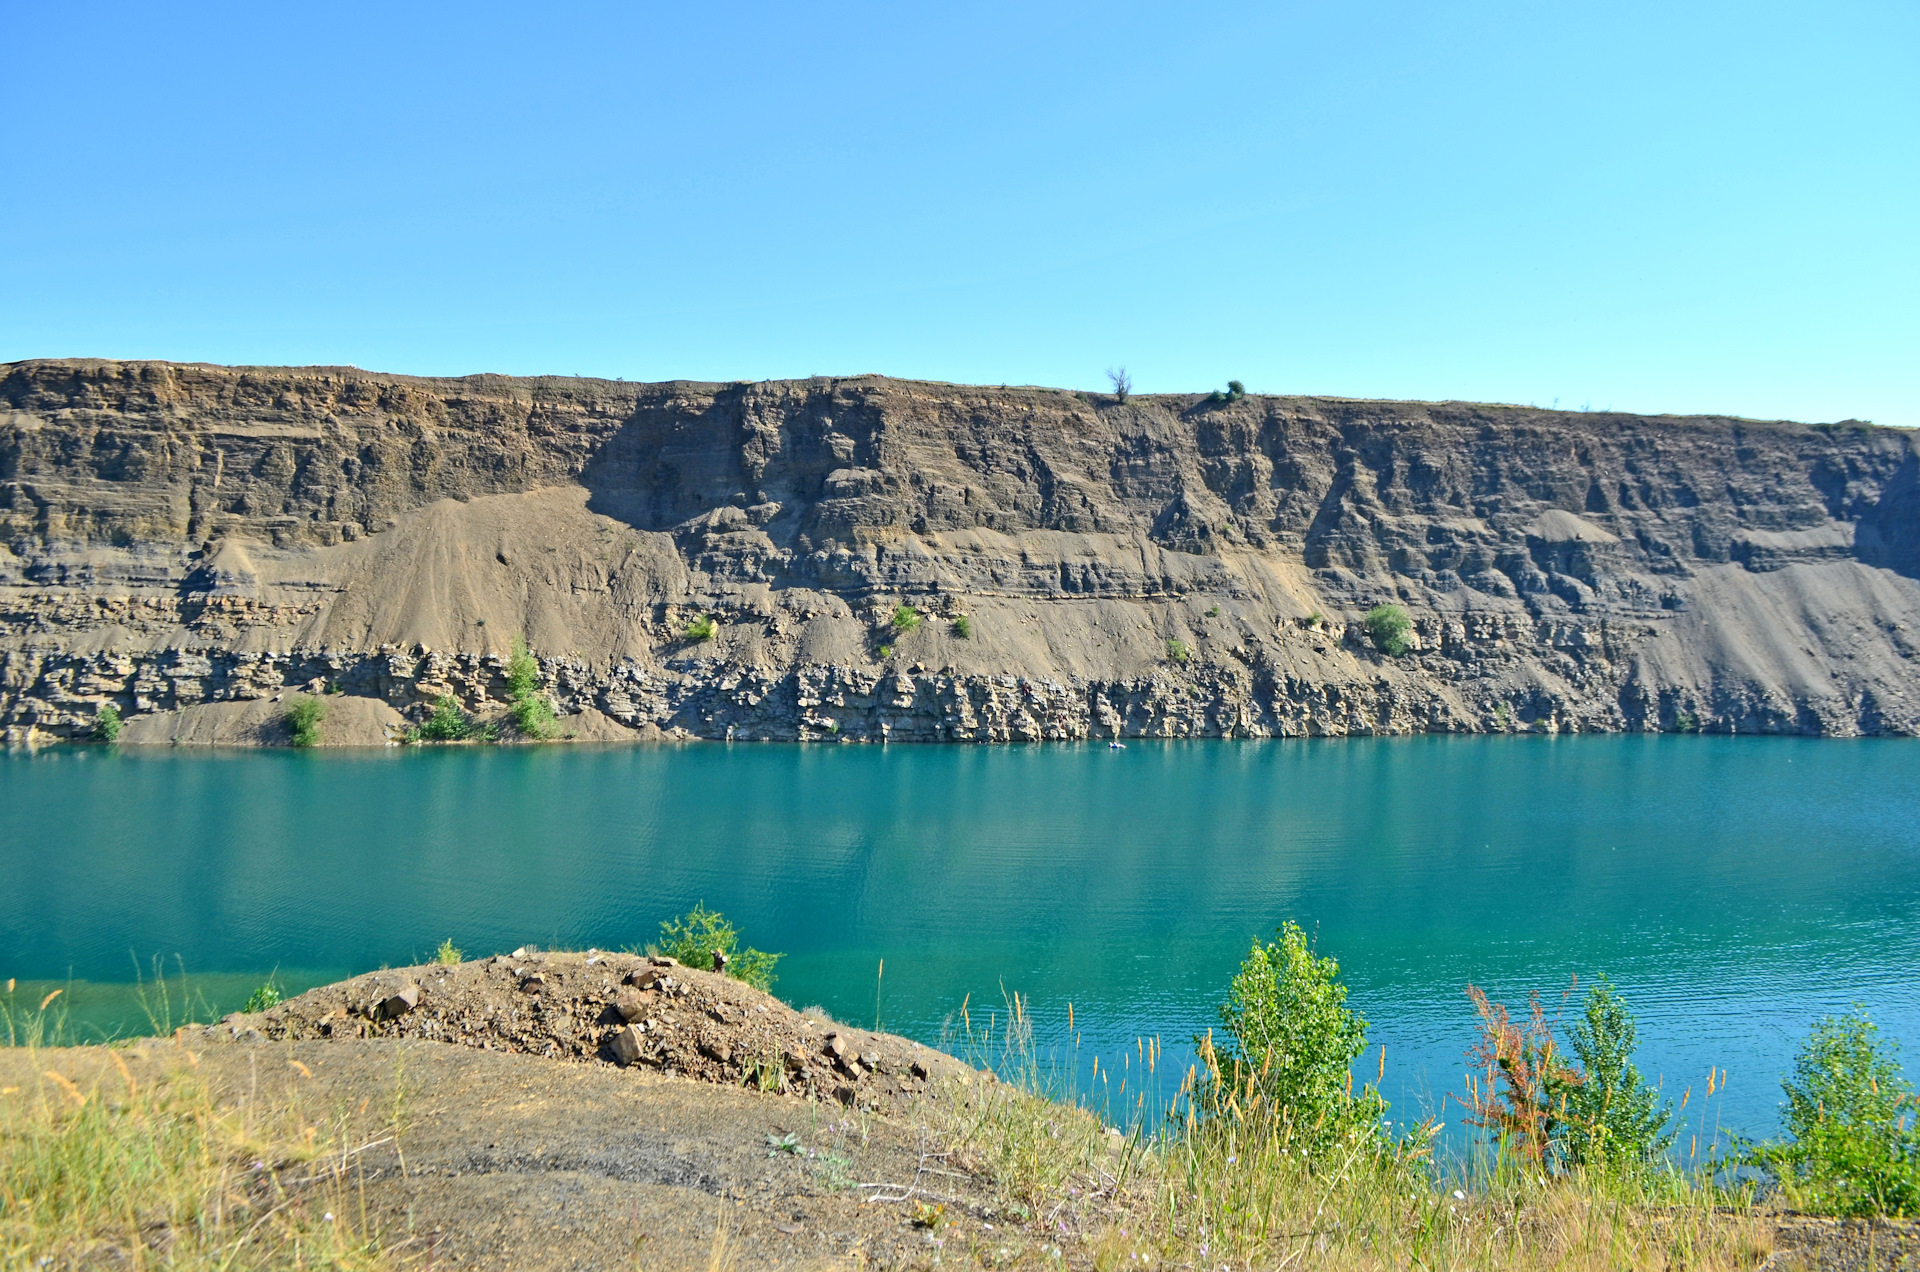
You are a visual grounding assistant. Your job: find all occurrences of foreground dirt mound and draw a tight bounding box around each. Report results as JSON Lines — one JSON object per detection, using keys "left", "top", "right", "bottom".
{"left": 235, "top": 948, "right": 973, "bottom": 1116}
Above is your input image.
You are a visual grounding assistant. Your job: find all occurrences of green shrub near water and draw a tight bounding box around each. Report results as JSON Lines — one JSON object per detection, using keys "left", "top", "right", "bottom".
{"left": 1752, "top": 1008, "right": 1919, "bottom": 1216}
{"left": 505, "top": 636, "right": 556, "bottom": 739}
{"left": 92, "top": 704, "right": 122, "bottom": 743}
{"left": 655, "top": 903, "right": 783, "bottom": 992}
{"left": 1207, "top": 920, "right": 1389, "bottom": 1155}
{"left": 284, "top": 696, "right": 327, "bottom": 747}
{"left": 1363, "top": 604, "right": 1412, "bottom": 656}
{"left": 414, "top": 694, "right": 479, "bottom": 742}
{"left": 1546, "top": 976, "right": 1676, "bottom": 1172}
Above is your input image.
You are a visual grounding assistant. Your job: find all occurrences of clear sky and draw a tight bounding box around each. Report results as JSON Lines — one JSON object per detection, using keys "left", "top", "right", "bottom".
{"left": 4, "top": 2, "right": 1914, "bottom": 425}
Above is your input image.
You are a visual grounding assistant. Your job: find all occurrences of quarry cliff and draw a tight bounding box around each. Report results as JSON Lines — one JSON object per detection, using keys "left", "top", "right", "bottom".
{"left": 6, "top": 358, "right": 1920, "bottom": 745}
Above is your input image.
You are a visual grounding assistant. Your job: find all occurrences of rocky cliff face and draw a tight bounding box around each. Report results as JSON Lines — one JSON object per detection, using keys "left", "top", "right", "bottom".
{"left": 6, "top": 358, "right": 1920, "bottom": 745}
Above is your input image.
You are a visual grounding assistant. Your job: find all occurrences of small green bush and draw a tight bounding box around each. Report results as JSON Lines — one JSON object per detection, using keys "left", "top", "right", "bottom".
{"left": 877, "top": 643, "right": 894, "bottom": 659}
{"left": 504, "top": 636, "right": 557, "bottom": 739}
{"left": 1167, "top": 638, "right": 1191, "bottom": 664}
{"left": 951, "top": 615, "right": 972, "bottom": 640}
{"left": 684, "top": 614, "right": 717, "bottom": 642}
{"left": 1205, "top": 604, "right": 1221, "bottom": 618}
{"left": 92, "top": 704, "right": 122, "bottom": 743}
{"left": 1227, "top": 379, "right": 1246, "bottom": 400}
{"left": 891, "top": 604, "right": 922, "bottom": 634}
{"left": 1305, "top": 611, "right": 1325, "bottom": 628}
{"left": 1363, "top": 605, "right": 1412, "bottom": 656}
{"left": 434, "top": 938, "right": 462, "bottom": 965}
{"left": 1753, "top": 1008, "right": 1919, "bottom": 1216}
{"left": 285, "top": 696, "right": 327, "bottom": 747}
{"left": 1210, "top": 921, "right": 1387, "bottom": 1154}
{"left": 505, "top": 636, "right": 540, "bottom": 702}
{"left": 414, "top": 695, "right": 476, "bottom": 742}
{"left": 242, "top": 981, "right": 282, "bottom": 1013}
{"left": 656, "top": 904, "right": 783, "bottom": 992}
{"left": 1545, "top": 976, "right": 1674, "bottom": 1173}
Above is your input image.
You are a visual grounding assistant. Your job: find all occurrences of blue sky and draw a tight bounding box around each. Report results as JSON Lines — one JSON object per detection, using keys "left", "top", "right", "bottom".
{"left": 4, "top": 2, "right": 1914, "bottom": 424}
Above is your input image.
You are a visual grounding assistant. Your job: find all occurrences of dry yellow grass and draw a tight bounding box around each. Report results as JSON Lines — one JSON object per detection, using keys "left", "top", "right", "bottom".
{"left": 0, "top": 1040, "right": 406, "bottom": 1270}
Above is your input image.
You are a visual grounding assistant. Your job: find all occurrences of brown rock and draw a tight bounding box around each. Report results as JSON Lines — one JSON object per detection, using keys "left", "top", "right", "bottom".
{"left": 699, "top": 1039, "right": 732, "bottom": 1065}
{"left": 910, "top": 1059, "right": 930, "bottom": 1079}
{"left": 608, "top": 1025, "right": 645, "bottom": 1067}
{"left": 613, "top": 988, "right": 647, "bottom": 1022}
{"left": 378, "top": 981, "right": 421, "bottom": 1019}
{"left": 627, "top": 966, "right": 664, "bottom": 990}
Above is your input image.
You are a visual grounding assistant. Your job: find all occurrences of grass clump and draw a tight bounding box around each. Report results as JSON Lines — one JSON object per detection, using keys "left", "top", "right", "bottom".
{"left": 1363, "top": 604, "right": 1412, "bottom": 656}
{"left": 434, "top": 938, "right": 463, "bottom": 965}
{"left": 90, "top": 704, "right": 121, "bottom": 743}
{"left": 951, "top": 614, "right": 972, "bottom": 639}
{"left": 284, "top": 695, "right": 327, "bottom": 747}
{"left": 1752, "top": 1006, "right": 1918, "bottom": 1216}
{"left": 505, "top": 636, "right": 557, "bottom": 740}
{"left": 241, "top": 980, "right": 282, "bottom": 1013}
{"left": 890, "top": 604, "right": 922, "bottom": 634}
{"left": 0, "top": 1046, "right": 401, "bottom": 1267}
{"left": 1166, "top": 637, "right": 1190, "bottom": 664}
{"left": 684, "top": 613, "right": 717, "bottom": 642}
{"left": 655, "top": 903, "right": 783, "bottom": 992}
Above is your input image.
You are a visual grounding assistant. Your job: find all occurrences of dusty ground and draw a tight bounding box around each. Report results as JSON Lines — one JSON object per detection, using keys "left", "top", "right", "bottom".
{"left": 7, "top": 1036, "right": 1077, "bottom": 1271}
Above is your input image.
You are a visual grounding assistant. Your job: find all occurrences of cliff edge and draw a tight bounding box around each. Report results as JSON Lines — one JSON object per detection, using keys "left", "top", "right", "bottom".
{"left": 6, "top": 358, "right": 1920, "bottom": 743}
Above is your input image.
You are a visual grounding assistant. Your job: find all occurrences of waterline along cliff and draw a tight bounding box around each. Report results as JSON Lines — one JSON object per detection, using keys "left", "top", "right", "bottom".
{"left": 5, "top": 359, "right": 1920, "bottom": 746}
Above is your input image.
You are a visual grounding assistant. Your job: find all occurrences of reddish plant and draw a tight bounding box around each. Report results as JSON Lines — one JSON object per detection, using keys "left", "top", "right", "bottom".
{"left": 1461, "top": 985, "right": 1579, "bottom": 1163}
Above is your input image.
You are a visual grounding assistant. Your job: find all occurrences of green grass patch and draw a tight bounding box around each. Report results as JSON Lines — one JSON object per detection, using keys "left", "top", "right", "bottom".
{"left": 284, "top": 696, "right": 327, "bottom": 747}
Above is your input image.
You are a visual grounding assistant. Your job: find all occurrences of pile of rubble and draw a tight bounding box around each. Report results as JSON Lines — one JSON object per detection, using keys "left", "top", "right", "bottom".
{"left": 228, "top": 947, "right": 973, "bottom": 1113}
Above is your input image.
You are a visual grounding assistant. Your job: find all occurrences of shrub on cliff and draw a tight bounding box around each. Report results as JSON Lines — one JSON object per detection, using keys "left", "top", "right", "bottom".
{"left": 284, "top": 696, "right": 326, "bottom": 747}
{"left": 505, "top": 636, "right": 556, "bottom": 739}
{"left": 684, "top": 614, "right": 716, "bottom": 642}
{"left": 891, "top": 604, "right": 922, "bottom": 634}
{"left": 414, "top": 695, "right": 480, "bottom": 742}
{"left": 1167, "top": 637, "right": 1191, "bottom": 664}
{"left": 952, "top": 615, "right": 972, "bottom": 640}
{"left": 1751, "top": 1008, "right": 1919, "bottom": 1216}
{"left": 655, "top": 904, "right": 782, "bottom": 992}
{"left": 1363, "top": 605, "right": 1412, "bottom": 656}
{"left": 92, "top": 704, "right": 121, "bottom": 743}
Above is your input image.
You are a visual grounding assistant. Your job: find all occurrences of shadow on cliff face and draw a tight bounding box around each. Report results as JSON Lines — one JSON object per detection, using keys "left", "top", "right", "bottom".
{"left": 1854, "top": 453, "right": 1920, "bottom": 578}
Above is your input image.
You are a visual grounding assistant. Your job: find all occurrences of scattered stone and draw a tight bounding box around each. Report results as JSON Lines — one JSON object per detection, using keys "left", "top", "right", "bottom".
{"left": 910, "top": 1060, "right": 930, "bottom": 1079}
{"left": 608, "top": 1024, "right": 645, "bottom": 1066}
{"left": 627, "top": 966, "right": 664, "bottom": 990}
{"left": 511, "top": 946, "right": 539, "bottom": 958}
{"left": 613, "top": 988, "right": 648, "bottom": 1021}
{"left": 519, "top": 973, "right": 546, "bottom": 994}
{"left": 378, "top": 981, "right": 421, "bottom": 1019}
{"left": 699, "top": 1039, "right": 732, "bottom": 1065}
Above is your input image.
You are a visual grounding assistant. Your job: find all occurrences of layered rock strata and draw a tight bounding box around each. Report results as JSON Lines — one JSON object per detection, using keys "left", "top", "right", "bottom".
{"left": 6, "top": 359, "right": 1920, "bottom": 744}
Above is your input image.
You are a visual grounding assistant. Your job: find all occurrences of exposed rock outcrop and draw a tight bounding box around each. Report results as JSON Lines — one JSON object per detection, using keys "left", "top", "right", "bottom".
{"left": 6, "top": 358, "right": 1920, "bottom": 743}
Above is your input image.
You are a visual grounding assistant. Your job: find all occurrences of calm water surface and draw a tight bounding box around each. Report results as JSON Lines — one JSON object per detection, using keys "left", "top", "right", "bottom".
{"left": 2, "top": 736, "right": 1916, "bottom": 1141}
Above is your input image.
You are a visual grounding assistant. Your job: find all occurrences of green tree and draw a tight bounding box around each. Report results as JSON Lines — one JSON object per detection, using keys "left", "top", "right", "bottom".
{"left": 1757, "top": 1009, "right": 1919, "bottom": 1216}
{"left": 1212, "top": 921, "right": 1386, "bottom": 1151}
{"left": 92, "top": 704, "right": 122, "bottom": 743}
{"left": 656, "top": 904, "right": 783, "bottom": 993}
{"left": 1363, "top": 605, "right": 1412, "bottom": 656}
{"left": 1546, "top": 976, "right": 1674, "bottom": 1172}
{"left": 505, "top": 636, "right": 556, "bottom": 739}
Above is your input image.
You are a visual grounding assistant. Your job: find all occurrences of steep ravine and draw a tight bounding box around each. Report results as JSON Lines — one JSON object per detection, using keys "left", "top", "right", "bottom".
{"left": 6, "top": 358, "right": 1920, "bottom": 745}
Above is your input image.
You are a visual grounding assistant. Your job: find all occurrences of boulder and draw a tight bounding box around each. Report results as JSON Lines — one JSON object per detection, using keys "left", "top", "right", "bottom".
{"left": 608, "top": 1024, "right": 645, "bottom": 1067}
{"left": 378, "top": 980, "right": 421, "bottom": 1019}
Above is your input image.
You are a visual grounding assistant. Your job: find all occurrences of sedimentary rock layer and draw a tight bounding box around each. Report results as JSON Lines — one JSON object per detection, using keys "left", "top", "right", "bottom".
{"left": 6, "top": 358, "right": 1919, "bottom": 743}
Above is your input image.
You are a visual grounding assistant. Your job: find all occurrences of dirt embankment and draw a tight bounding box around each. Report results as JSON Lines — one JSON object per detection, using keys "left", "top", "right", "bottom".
{"left": 7, "top": 359, "right": 1920, "bottom": 745}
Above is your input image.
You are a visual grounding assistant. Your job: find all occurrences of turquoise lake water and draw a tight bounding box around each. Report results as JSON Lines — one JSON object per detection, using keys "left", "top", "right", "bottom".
{"left": 2, "top": 736, "right": 1916, "bottom": 1144}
